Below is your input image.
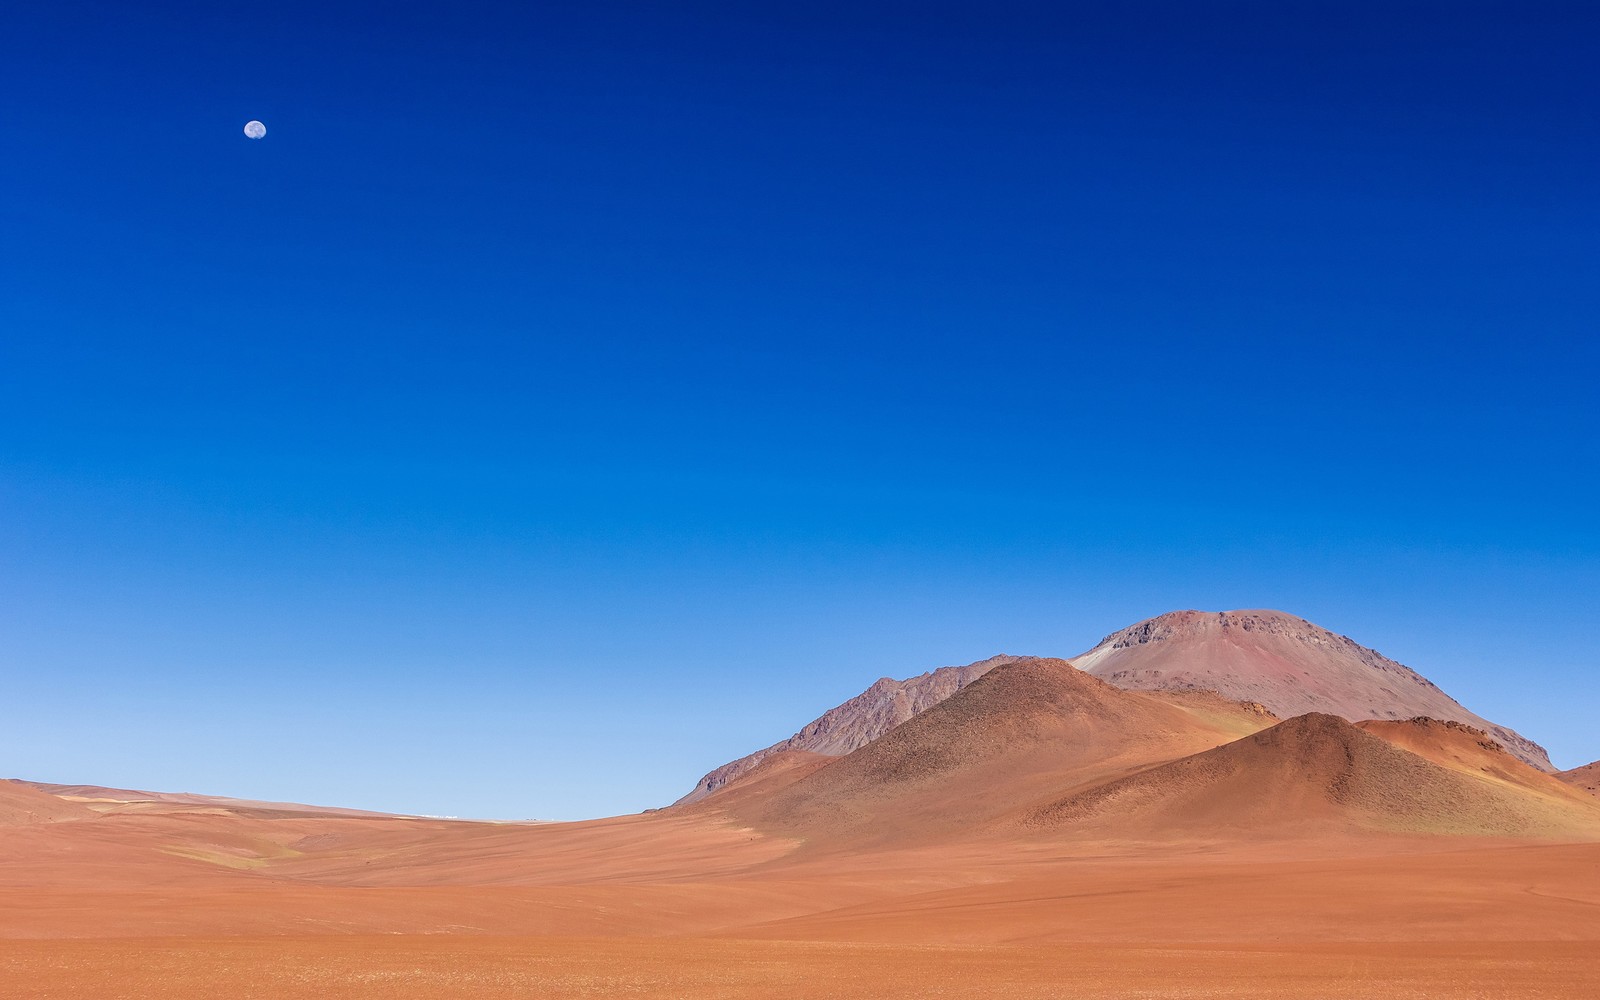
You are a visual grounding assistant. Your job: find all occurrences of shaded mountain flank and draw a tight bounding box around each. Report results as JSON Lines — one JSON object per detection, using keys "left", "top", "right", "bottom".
{"left": 677, "top": 655, "right": 1024, "bottom": 804}
{"left": 1030, "top": 713, "right": 1600, "bottom": 840}
{"left": 714, "top": 658, "right": 1275, "bottom": 844}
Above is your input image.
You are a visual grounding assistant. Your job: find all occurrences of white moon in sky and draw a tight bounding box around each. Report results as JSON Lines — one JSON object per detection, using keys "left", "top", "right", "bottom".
{"left": 243, "top": 120, "right": 267, "bottom": 139}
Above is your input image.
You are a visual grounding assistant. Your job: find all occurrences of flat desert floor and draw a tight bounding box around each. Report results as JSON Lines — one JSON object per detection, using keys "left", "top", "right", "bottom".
{"left": 8, "top": 937, "right": 1596, "bottom": 999}
{"left": 3, "top": 802, "right": 1599, "bottom": 998}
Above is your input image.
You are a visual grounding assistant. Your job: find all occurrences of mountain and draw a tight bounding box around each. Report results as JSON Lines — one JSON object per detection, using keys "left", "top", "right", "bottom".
{"left": 709, "top": 659, "right": 1598, "bottom": 847}
{"left": 676, "top": 655, "right": 1024, "bottom": 804}
{"left": 1073, "top": 609, "right": 1551, "bottom": 770}
{"left": 720, "top": 657, "right": 1274, "bottom": 844}
{"left": 682, "top": 609, "right": 1552, "bottom": 806}
{"left": 1559, "top": 761, "right": 1600, "bottom": 797}
{"left": 1031, "top": 713, "right": 1600, "bottom": 840}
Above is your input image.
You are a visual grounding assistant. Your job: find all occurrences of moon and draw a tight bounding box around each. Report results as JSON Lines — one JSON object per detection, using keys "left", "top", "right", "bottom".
{"left": 243, "top": 120, "right": 266, "bottom": 139}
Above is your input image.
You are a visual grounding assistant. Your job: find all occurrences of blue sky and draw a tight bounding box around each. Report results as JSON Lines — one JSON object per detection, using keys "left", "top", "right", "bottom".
{"left": 2, "top": 2, "right": 1596, "bottom": 819}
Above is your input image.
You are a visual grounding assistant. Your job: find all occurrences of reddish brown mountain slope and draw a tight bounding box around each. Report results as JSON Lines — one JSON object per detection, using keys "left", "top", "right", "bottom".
{"left": 677, "top": 654, "right": 1023, "bottom": 804}
{"left": 1033, "top": 713, "right": 1600, "bottom": 840}
{"left": 726, "top": 657, "right": 1269, "bottom": 845}
{"left": 1357, "top": 719, "right": 1563, "bottom": 793}
{"left": 1073, "top": 609, "right": 1551, "bottom": 770}
{"left": 1560, "top": 761, "right": 1600, "bottom": 797}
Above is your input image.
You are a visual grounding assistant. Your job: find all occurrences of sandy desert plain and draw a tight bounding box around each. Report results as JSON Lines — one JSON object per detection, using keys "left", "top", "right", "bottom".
{"left": 5, "top": 610, "right": 1599, "bottom": 999}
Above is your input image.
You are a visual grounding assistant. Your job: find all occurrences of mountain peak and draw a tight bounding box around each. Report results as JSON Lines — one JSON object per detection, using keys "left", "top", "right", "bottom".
{"left": 1081, "top": 609, "right": 1398, "bottom": 659}
{"left": 1073, "top": 609, "right": 1549, "bottom": 770}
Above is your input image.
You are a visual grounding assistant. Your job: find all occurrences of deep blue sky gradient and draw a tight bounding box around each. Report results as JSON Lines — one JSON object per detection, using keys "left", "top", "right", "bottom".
{"left": 2, "top": 2, "right": 1597, "bottom": 818}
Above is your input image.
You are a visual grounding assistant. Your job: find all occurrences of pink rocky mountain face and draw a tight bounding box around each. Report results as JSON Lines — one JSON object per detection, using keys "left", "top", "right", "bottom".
{"left": 1072, "top": 610, "right": 1551, "bottom": 771}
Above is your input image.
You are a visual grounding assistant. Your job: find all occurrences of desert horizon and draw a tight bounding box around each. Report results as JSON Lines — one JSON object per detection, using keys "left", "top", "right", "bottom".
{"left": 6, "top": 608, "right": 1600, "bottom": 997}
{"left": 12, "top": 606, "right": 1590, "bottom": 821}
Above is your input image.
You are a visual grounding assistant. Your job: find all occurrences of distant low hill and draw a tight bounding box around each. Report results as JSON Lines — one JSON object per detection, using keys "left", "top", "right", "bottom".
{"left": 11, "top": 780, "right": 405, "bottom": 820}
{"left": 0, "top": 779, "right": 96, "bottom": 826}
{"left": 1559, "top": 761, "right": 1600, "bottom": 797}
